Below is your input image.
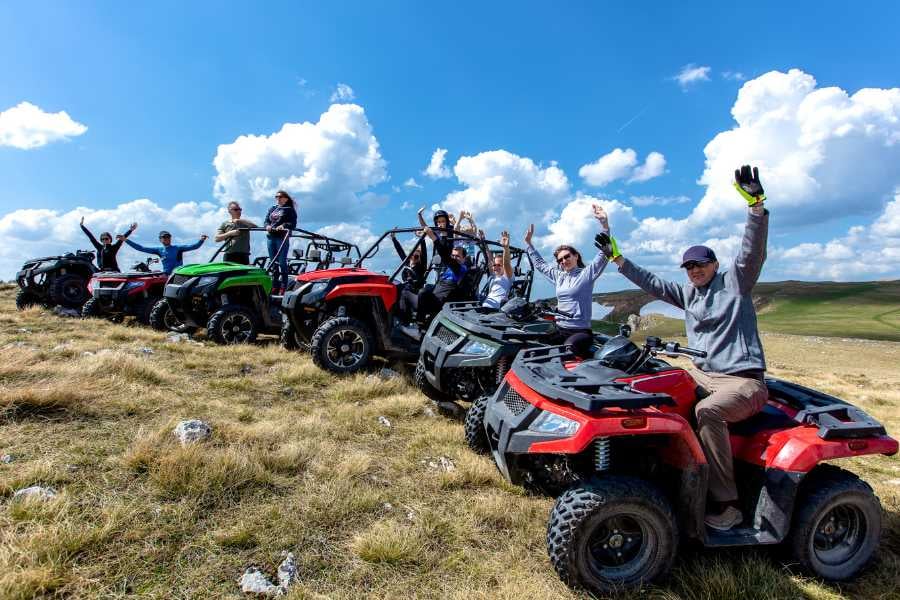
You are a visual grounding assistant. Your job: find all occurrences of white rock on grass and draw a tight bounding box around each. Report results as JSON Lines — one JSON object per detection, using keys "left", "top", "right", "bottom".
{"left": 239, "top": 567, "right": 278, "bottom": 595}
{"left": 1, "top": 454, "right": 13, "bottom": 464}
{"left": 423, "top": 456, "right": 456, "bottom": 472}
{"left": 166, "top": 332, "right": 192, "bottom": 343}
{"left": 238, "top": 552, "right": 298, "bottom": 597}
{"left": 377, "top": 416, "right": 392, "bottom": 428}
{"left": 174, "top": 420, "right": 212, "bottom": 445}
{"left": 12, "top": 486, "right": 57, "bottom": 501}
{"left": 378, "top": 367, "right": 400, "bottom": 379}
{"left": 138, "top": 347, "right": 154, "bottom": 355}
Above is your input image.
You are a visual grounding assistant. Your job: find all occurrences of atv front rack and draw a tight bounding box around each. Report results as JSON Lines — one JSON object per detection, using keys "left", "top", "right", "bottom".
{"left": 765, "top": 379, "right": 887, "bottom": 440}
{"left": 441, "top": 301, "right": 555, "bottom": 343}
{"left": 510, "top": 345, "right": 677, "bottom": 412}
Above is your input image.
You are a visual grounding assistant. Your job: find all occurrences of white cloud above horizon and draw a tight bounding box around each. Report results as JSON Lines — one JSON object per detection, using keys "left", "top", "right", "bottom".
{"left": 673, "top": 64, "right": 711, "bottom": 89}
{"left": 0, "top": 101, "right": 88, "bottom": 149}
{"left": 423, "top": 147, "right": 452, "bottom": 179}
{"left": 329, "top": 83, "right": 355, "bottom": 102}
{"left": 578, "top": 148, "right": 667, "bottom": 187}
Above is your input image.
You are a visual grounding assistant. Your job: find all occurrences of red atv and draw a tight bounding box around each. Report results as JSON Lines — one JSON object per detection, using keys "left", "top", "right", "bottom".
{"left": 478, "top": 334, "right": 898, "bottom": 594}
{"left": 82, "top": 258, "right": 185, "bottom": 329}
{"left": 279, "top": 227, "right": 495, "bottom": 373}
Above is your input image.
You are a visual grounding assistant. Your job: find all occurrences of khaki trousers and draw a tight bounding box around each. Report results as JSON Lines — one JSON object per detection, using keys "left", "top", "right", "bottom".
{"left": 690, "top": 369, "right": 769, "bottom": 503}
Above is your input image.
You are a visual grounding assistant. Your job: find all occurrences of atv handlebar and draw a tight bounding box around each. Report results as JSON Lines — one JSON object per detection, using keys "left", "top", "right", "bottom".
{"left": 644, "top": 336, "right": 707, "bottom": 359}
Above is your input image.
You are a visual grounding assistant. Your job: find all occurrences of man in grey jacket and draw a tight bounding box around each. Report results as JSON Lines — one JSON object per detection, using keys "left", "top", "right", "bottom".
{"left": 601, "top": 165, "right": 769, "bottom": 531}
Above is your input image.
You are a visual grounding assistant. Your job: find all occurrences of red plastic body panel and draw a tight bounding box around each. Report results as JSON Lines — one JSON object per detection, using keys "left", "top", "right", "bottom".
{"left": 296, "top": 267, "right": 385, "bottom": 283}
{"left": 756, "top": 426, "right": 898, "bottom": 471}
{"left": 511, "top": 371, "right": 707, "bottom": 468}
{"left": 617, "top": 370, "right": 698, "bottom": 422}
{"left": 89, "top": 274, "right": 167, "bottom": 295}
{"left": 325, "top": 282, "right": 398, "bottom": 312}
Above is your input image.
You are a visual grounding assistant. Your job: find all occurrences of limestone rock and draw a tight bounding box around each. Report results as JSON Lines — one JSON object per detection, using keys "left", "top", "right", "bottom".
{"left": 174, "top": 420, "right": 212, "bottom": 445}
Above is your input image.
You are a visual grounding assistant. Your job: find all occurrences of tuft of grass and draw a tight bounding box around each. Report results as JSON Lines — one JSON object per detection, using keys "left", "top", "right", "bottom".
{"left": 351, "top": 520, "right": 427, "bottom": 566}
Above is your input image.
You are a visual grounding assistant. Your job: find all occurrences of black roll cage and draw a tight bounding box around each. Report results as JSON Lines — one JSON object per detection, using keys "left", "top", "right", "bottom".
{"left": 208, "top": 227, "right": 361, "bottom": 275}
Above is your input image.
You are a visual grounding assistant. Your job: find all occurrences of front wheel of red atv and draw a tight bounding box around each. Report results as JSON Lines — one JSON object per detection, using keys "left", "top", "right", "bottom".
{"left": 464, "top": 395, "right": 490, "bottom": 455}
{"left": 280, "top": 318, "right": 304, "bottom": 351}
{"left": 81, "top": 297, "right": 103, "bottom": 319}
{"left": 547, "top": 477, "right": 677, "bottom": 595}
{"left": 310, "top": 317, "right": 372, "bottom": 374}
{"left": 788, "top": 465, "right": 882, "bottom": 581}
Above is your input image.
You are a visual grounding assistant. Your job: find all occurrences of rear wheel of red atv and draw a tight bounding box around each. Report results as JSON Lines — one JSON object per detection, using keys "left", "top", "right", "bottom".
{"left": 81, "top": 297, "right": 103, "bottom": 319}
{"left": 788, "top": 465, "right": 882, "bottom": 581}
{"left": 464, "top": 395, "right": 490, "bottom": 454}
{"left": 310, "top": 317, "right": 372, "bottom": 374}
{"left": 547, "top": 477, "right": 677, "bottom": 594}
{"left": 50, "top": 274, "right": 89, "bottom": 307}
{"left": 15, "top": 289, "right": 39, "bottom": 310}
{"left": 207, "top": 305, "right": 259, "bottom": 345}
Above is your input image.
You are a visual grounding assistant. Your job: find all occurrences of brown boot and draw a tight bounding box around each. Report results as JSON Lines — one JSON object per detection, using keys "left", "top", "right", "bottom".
{"left": 704, "top": 505, "right": 742, "bottom": 530}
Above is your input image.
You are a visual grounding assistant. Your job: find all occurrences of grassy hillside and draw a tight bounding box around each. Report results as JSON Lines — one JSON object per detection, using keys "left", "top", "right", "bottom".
{"left": 594, "top": 280, "right": 900, "bottom": 342}
{"left": 1, "top": 283, "right": 899, "bottom": 599}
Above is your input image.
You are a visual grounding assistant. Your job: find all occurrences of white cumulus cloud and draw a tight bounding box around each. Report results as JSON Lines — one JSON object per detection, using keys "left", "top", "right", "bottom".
{"left": 0, "top": 101, "right": 88, "bottom": 149}
{"left": 579, "top": 148, "right": 667, "bottom": 187}
{"left": 423, "top": 147, "right": 452, "bottom": 179}
{"left": 673, "top": 64, "right": 711, "bottom": 89}
{"left": 403, "top": 177, "right": 422, "bottom": 188}
{"left": 630, "top": 194, "right": 691, "bottom": 207}
{"left": 329, "top": 83, "right": 355, "bottom": 102}
{"left": 212, "top": 103, "right": 387, "bottom": 223}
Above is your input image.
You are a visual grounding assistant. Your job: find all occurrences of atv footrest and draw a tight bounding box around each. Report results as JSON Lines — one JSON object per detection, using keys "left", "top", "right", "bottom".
{"left": 795, "top": 404, "right": 886, "bottom": 440}
{"left": 704, "top": 526, "right": 779, "bottom": 547}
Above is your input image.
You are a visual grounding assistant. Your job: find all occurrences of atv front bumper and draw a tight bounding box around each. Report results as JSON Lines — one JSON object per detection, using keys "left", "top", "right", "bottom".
{"left": 164, "top": 278, "right": 217, "bottom": 328}
{"left": 420, "top": 316, "right": 506, "bottom": 393}
{"left": 484, "top": 380, "right": 572, "bottom": 485}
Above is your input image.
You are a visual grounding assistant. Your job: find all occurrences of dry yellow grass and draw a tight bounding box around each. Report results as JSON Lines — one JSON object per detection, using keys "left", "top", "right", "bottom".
{"left": 0, "top": 282, "right": 898, "bottom": 599}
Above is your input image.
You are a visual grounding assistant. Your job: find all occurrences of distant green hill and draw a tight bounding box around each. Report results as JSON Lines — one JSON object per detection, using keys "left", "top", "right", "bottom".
{"left": 592, "top": 280, "right": 900, "bottom": 342}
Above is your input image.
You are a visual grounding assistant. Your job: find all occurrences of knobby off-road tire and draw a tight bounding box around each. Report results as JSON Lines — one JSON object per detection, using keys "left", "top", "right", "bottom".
{"left": 414, "top": 358, "right": 452, "bottom": 402}
{"left": 788, "top": 465, "right": 882, "bottom": 581}
{"left": 207, "top": 305, "right": 259, "bottom": 345}
{"left": 464, "top": 394, "right": 491, "bottom": 455}
{"left": 280, "top": 318, "right": 303, "bottom": 350}
{"left": 310, "top": 317, "right": 372, "bottom": 374}
{"left": 148, "top": 299, "right": 194, "bottom": 334}
{"left": 81, "top": 297, "right": 103, "bottom": 319}
{"left": 547, "top": 477, "right": 677, "bottom": 595}
{"left": 15, "top": 289, "right": 39, "bottom": 311}
{"left": 138, "top": 298, "right": 158, "bottom": 325}
{"left": 50, "top": 274, "right": 90, "bottom": 308}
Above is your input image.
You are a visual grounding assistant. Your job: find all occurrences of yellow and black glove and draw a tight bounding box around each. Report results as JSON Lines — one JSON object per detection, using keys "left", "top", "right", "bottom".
{"left": 594, "top": 232, "right": 621, "bottom": 261}
{"left": 734, "top": 165, "right": 766, "bottom": 205}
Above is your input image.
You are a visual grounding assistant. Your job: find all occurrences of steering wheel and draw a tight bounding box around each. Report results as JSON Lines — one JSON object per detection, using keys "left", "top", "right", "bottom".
{"left": 399, "top": 265, "right": 417, "bottom": 282}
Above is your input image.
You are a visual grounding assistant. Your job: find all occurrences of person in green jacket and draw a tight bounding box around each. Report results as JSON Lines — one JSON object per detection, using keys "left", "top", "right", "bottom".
{"left": 215, "top": 201, "right": 258, "bottom": 264}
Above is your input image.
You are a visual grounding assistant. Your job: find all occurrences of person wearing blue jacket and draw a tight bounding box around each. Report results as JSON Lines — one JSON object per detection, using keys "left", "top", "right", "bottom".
{"left": 120, "top": 224, "right": 208, "bottom": 274}
{"left": 264, "top": 190, "right": 298, "bottom": 292}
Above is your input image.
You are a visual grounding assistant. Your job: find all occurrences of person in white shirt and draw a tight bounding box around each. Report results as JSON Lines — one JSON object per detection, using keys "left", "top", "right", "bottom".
{"left": 482, "top": 230, "right": 513, "bottom": 309}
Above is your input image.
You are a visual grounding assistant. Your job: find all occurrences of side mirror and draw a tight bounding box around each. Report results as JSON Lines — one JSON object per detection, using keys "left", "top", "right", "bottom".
{"left": 339, "top": 256, "right": 353, "bottom": 265}
{"left": 293, "top": 249, "right": 303, "bottom": 259}
{"left": 618, "top": 324, "right": 632, "bottom": 338}
{"left": 307, "top": 249, "right": 321, "bottom": 261}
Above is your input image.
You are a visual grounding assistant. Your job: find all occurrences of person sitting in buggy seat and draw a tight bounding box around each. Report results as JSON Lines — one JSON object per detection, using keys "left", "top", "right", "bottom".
{"left": 481, "top": 230, "right": 513, "bottom": 309}
{"left": 391, "top": 231, "right": 428, "bottom": 290}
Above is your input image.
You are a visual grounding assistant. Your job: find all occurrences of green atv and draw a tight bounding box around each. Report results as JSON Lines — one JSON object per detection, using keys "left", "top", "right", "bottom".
{"left": 162, "top": 227, "right": 358, "bottom": 344}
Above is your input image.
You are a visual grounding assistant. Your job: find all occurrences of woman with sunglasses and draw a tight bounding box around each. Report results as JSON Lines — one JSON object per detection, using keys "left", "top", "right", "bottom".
{"left": 79, "top": 216, "right": 137, "bottom": 272}
{"left": 215, "top": 201, "right": 258, "bottom": 264}
{"left": 264, "top": 191, "right": 298, "bottom": 292}
{"left": 524, "top": 204, "right": 610, "bottom": 357}
{"left": 390, "top": 231, "right": 428, "bottom": 290}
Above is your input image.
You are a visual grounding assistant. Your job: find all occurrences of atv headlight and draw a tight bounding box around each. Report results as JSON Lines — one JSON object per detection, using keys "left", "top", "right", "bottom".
{"left": 528, "top": 411, "right": 580, "bottom": 436}
{"left": 124, "top": 281, "right": 144, "bottom": 290}
{"left": 301, "top": 280, "right": 330, "bottom": 303}
{"left": 197, "top": 276, "right": 219, "bottom": 288}
{"left": 460, "top": 339, "right": 499, "bottom": 355}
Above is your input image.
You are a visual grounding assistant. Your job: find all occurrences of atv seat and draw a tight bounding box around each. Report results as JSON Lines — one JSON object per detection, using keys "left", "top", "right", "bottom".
{"left": 729, "top": 403, "right": 796, "bottom": 437}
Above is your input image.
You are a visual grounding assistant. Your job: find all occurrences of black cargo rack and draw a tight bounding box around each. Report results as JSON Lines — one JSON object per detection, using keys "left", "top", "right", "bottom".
{"left": 441, "top": 301, "right": 557, "bottom": 343}
{"left": 510, "top": 345, "right": 676, "bottom": 412}
{"left": 765, "top": 379, "right": 886, "bottom": 440}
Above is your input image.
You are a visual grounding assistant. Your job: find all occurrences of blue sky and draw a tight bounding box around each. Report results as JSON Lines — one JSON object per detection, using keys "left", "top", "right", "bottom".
{"left": 2, "top": 1, "right": 900, "bottom": 295}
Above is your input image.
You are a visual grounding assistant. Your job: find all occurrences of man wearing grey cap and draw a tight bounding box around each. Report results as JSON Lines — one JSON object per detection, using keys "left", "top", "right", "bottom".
{"left": 121, "top": 225, "right": 208, "bottom": 274}
{"left": 599, "top": 165, "right": 769, "bottom": 531}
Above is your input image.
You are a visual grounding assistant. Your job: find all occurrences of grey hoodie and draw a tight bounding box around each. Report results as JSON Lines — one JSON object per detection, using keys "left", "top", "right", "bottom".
{"left": 618, "top": 209, "right": 769, "bottom": 374}
{"left": 527, "top": 245, "right": 609, "bottom": 329}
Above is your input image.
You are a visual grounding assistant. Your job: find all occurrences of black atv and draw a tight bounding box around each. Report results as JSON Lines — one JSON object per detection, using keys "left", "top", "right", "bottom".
{"left": 15, "top": 250, "right": 98, "bottom": 310}
{"left": 415, "top": 297, "right": 564, "bottom": 403}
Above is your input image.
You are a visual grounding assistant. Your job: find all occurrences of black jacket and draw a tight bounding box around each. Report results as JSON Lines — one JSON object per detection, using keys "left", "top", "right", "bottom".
{"left": 81, "top": 224, "right": 131, "bottom": 271}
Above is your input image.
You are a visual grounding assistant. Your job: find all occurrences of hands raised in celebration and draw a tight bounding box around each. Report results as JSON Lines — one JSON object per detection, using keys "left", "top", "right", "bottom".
{"left": 734, "top": 165, "right": 766, "bottom": 206}
{"left": 500, "top": 230, "right": 510, "bottom": 248}
{"left": 592, "top": 203, "right": 609, "bottom": 231}
{"left": 524, "top": 224, "right": 534, "bottom": 246}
